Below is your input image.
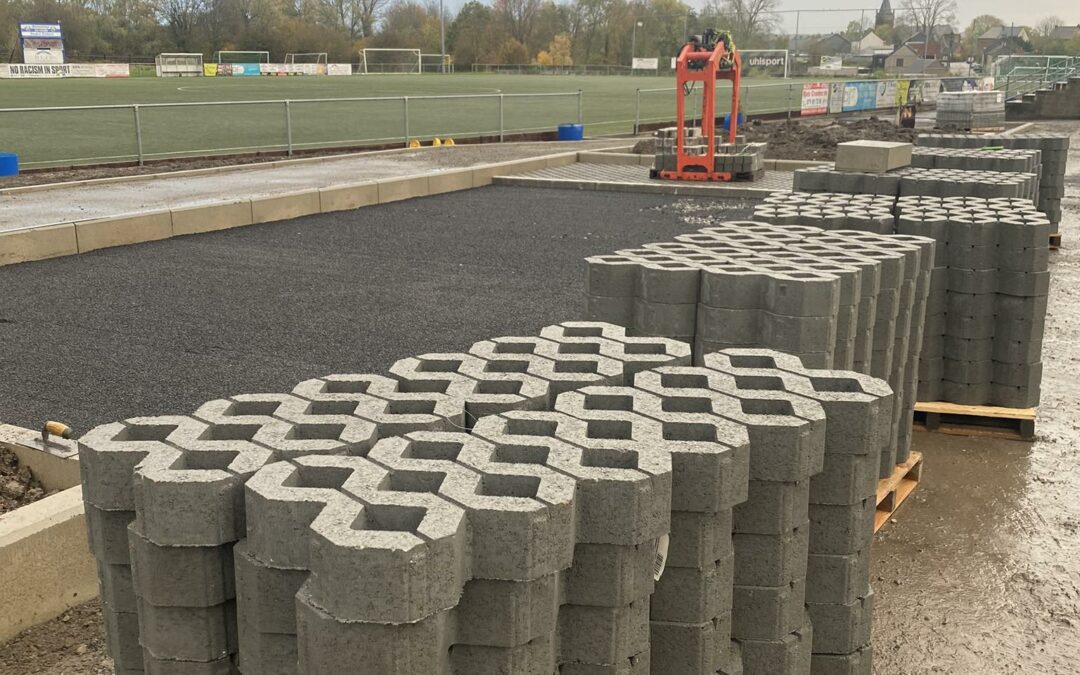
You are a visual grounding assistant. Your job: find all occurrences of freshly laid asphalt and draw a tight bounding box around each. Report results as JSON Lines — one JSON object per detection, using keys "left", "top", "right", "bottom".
{"left": 0, "top": 185, "right": 751, "bottom": 433}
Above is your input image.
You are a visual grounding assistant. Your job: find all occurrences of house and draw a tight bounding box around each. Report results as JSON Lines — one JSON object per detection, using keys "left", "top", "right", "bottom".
{"left": 977, "top": 25, "right": 1030, "bottom": 59}
{"left": 903, "top": 25, "right": 959, "bottom": 62}
{"left": 807, "top": 33, "right": 852, "bottom": 57}
{"left": 1048, "top": 25, "right": 1080, "bottom": 41}
{"left": 884, "top": 43, "right": 948, "bottom": 74}
{"left": 875, "top": 0, "right": 894, "bottom": 29}
{"left": 787, "top": 35, "right": 822, "bottom": 53}
{"left": 850, "top": 29, "right": 887, "bottom": 55}
{"left": 979, "top": 36, "right": 1031, "bottom": 68}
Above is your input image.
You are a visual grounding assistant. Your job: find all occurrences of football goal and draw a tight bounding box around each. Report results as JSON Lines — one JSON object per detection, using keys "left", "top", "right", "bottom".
{"left": 215, "top": 50, "right": 270, "bottom": 64}
{"left": 155, "top": 52, "right": 203, "bottom": 77}
{"left": 360, "top": 48, "right": 422, "bottom": 74}
{"left": 421, "top": 53, "right": 453, "bottom": 73}
{"left": 285, "top": 52, "right": 328, "bottom": 64}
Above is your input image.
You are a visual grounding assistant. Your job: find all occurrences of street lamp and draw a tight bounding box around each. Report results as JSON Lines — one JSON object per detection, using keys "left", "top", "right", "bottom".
{"left": 440, "top": 0, "right": 446, "bottom": 73}
{"left": 631, "top": 20, "right": 644, "bottom": 66}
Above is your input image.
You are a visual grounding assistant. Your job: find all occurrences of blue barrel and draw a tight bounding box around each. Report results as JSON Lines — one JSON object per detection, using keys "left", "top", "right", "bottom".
{"left": 722, "top": 112, "right": 746, "bottom": 131}
{"left": 557, "top": 124, "right": 584, "bottom": 141}
{"left": 0, "top": 152, "right": 17, "bottom": 177}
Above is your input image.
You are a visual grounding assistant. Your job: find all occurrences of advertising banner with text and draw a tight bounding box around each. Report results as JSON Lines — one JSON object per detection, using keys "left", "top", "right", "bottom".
{"left": 800, "top": 82, "right": 829, "bottom": 115}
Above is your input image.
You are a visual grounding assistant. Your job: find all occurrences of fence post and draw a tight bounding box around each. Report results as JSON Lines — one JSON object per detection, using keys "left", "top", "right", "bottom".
{"left": 132, "top": 104, "right": 144, "bottom": 166}
{"left": 403, "top": 96, "right": 410, "bottom": 145}
{"left": 634, "top": 88, "right": 641, "bottom": 135}
{"left": 499, "top": 94, "right": 505, "bottom": 142}
{"left": 284, "top": 100, "right": 293, "bottom": 156}
{"left": 577, "top": 90, "right": 583, "bottom": 125}
{"left": 787, "top": 83, "right": 793, "bottom": 121}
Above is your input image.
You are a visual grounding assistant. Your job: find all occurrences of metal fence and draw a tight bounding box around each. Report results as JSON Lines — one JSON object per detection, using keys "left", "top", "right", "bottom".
{"left": 631, "top": 76, "right": 997, "bottom": 134}
{"left": 996, "top": 56, "right": 1080, "bottom": 101}
{"left": 0, "top": 91, "right": 583, "bottom": 169}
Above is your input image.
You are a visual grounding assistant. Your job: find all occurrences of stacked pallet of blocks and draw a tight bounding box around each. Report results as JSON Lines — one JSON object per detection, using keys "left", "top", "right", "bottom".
{"left": 652, "top": 127, "right": 766, "bottom": 178}
{"left": 916, "top": 132, "right": 1070, "bottom": 234}
{"left": 751, "top": 191, "right": 1051, "bottom": 409}
{"left": 584, "top": 221, "right": 934, "bottom": 480}
{"left": 78, "top": 318, "right": 899, "bottom": 675}
{"left": 895, "top": 196, "right": 1049, "bottom": 407}
{"left": 933, "top": 91, "right": 1005, "bottom": 130}
{"left": 793, "top": 164, "right": 1038, "bottom": 200}
{"left": 911, "top": 146, "right": 1041, "bottom": 174}
{"left": 704, "top": 349, "right": 892, "bottom": 674}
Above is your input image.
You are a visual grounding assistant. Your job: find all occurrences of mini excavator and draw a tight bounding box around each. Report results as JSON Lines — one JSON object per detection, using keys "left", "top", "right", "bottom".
{"left": 658, "top": 29, "right": 742, "bottom": 181}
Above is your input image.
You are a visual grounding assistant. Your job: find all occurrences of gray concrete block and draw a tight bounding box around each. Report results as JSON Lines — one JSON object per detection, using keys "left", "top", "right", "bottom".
{"left": 86, "top": 504, "right": 135, "bottom": 565}
{"left": 649, "top": 615, "right": 727, "bottom": 675}
{"left": 586, "top": 255, "right": 642, "bottom": 298}
{"left": 737, "top": 613, "right": 813, "bottom": 675}
{"left": 633, "top": 298, "right": 697, "bottom": 338}
{"left": 558, "top": 599, "right": 650, "bottom": 665}
{"left": 805, "top": 548, "right": 870, "bottom": 605}
{"left": 236, "top": 614, "right": 298, "bottom": 675}
{"left": 805, "top": 590, "right": 874, "bottom": 654}
{"left": 450, "top": 634, "right": 558, "bottom": 675}
{"left": 810, "top": 644, "right": 872, "bottom": 675}
{"left": 808, "top": 499, "right": 875, "bottom": 556}
{"left": 651, "top": 554, "right": 733, "bottom": 623}
{"left": 137, "top": 598, "right": 236, "bottom": 662}
{"left": 295, "top": 586, "right": 450, "bottom": 675}
{"left": 586, "top": 294, "right": 635, "bottom": 328}
{"left": 733, "top": 524, "right": 809, "bottom": 587}
{"left": 142, "top": 651, "right": 235, "bottom": 675}
{"left": 128, "top": 523, "right": 234, "bottom": 608}
{"left": 668, "top": 509, "right": 732, "bottom": 569}
{"left": 469, "top": 336, "right": 624, "bottom": 404}
{"left": 98, "top": 561, "right": 137, "bottom": 614}
{"left": 731, "top": 578, "right": 806, "bottom": 640}
{"left": 455, "top": 574, "right": 560, "bottom": 647}
{"left": 233, "top": 539, "right": 307, "bottom": 635}
{"left": 558, "top": 648, "right": 649, "bottom": 674}
{"left": 102, "top": 605, "right": 145, "bottom": 673}
{"left": 834, "top": 141, "right": 912, "bottom": 173}
{"left": 810, "top": 451, "right": 879, "bottom": 506}
{"left": 563, "top": 541, "right": 656, "bottom": 608}
{"left": 734, "top": 481, "right": 809, "bottom": 535}
{"left": 539, "top": 322, "right": 692, "bottom": 379}
{"left": 471, "top": 411, "right": 671, "bottom": 546}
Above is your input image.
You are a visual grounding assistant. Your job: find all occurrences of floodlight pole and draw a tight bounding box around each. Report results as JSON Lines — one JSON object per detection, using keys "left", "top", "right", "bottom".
{"left": 440, "top": 0, "right": 446, "bottom": 74}
{"left": 631, "top": 21, "right": 643, "bottom": 67}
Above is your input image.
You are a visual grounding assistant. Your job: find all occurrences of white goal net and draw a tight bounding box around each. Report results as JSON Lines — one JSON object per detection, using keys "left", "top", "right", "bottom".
{"left": 360, "top": 48, "right": 422, "bottom": 74}
{"left": 215, "top": 50, "right": 270, "bottom": 64}
{"left": 285, "top": 52, "right": 328, "bottom": 64}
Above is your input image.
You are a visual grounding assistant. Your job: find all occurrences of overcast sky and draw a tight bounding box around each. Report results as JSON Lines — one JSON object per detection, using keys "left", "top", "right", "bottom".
{"left": 680, "top": 0, "right": 1078, "bottom": 35}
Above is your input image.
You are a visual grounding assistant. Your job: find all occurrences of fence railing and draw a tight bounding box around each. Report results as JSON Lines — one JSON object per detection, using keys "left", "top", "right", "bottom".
{"left": 630, "top": 76, "right": 995, "bottom": 134}
{"left": 0, "top": 91, "right": 583, "bottom": 169}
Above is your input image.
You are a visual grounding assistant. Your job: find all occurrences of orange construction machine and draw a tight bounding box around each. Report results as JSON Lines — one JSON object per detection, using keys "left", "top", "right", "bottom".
{"left": 658, "top": 29, "right": 742, "bottom": 182}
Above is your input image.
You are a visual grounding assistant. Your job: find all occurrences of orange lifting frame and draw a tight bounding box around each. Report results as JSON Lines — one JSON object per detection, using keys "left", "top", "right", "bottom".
{"left": 661, "top": 38, "right": 742, "bottom": 182}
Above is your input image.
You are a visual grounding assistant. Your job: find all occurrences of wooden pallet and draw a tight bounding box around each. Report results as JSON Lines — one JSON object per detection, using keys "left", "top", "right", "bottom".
{"left": 874, "top": 451, "right": 923, "bottom": 533}
{"left": 912, "top": 401, "right": 1036, "bottom": 440}
{"left": 1050, "top": 233, "right": 1061, "bottom": 250}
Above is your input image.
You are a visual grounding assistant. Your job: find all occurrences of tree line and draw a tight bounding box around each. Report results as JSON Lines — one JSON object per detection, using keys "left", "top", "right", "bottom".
{"left": 0, "top": 0, "right": 798, "bottom": 66}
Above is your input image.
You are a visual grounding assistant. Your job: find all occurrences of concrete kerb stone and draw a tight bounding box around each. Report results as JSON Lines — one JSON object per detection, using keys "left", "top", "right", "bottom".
{"left": 74, "top": 210, "right": 174, "bottom": 253}
{"left": 317, "top": 182, "right": 379, "bottom": 213}
{"left": 377, "top": 175, "right": 431, "bottom": 204}
{"left": 171, "top": 200, "right": 254, "bottom": 237}
{"left": 250, "top": 189, "right": 322, "bottom": 224}
{"left": 0, "top": 223, "right": 79, "bottom": 266}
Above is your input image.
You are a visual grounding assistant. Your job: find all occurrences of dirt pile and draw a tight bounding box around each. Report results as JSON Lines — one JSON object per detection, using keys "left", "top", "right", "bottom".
{"left": 0, "top": 601, "right": 111, "bottom": 675}
{"left": 742, "top": 118, "right": 918, "bottom": 160}
{"left": 0, "top": 448, "right": 49, "bottom": 515}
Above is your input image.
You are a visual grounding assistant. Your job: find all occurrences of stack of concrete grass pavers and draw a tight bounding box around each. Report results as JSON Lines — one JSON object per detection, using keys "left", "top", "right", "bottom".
{"left": 584, "top": 221, "right": 933, "bottom": 479}
{"left": 911, "top": 146, "right": 1042, "bottom": 174}
{"left": 79, "top": 319, "right": 898, "bottom": 675}
{"left": 652, "top": 127, "right": 766, "bottom": 178}
{"left": 933, "top": 90, "right": 1006, "bottom": 130}
{"left": 793, "top": 164, "right": 1038, "bottom": 200}
{"left": 894, "top": 196, "right": 1050, "bottom": 407}
{"left": 916, "top": 132, "right": 1070, "bottom": 236}
{"left": 754, "top": 134, "right": 1056, "bottom": 409}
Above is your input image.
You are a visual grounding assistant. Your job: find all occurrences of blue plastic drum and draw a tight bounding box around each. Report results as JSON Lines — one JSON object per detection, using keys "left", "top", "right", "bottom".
{"left": 0, "top": 152, "right": 17, "bottom": 177}
{"left": 722, "top": 112, "right": 746, "bottom": 131}
{"left": 557, "top": 124, "right": 584, "bottom": 141}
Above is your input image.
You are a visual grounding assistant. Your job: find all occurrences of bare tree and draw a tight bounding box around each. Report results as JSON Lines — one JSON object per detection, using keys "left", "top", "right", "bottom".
{"left": 156, "top": 0, "right": 207, "bottom": 50}
{"left": 720, "top": 0, "right": 778, "bottom": 44}
{"left": 495, "top": 0, "right": 542, "bottom": 45}
{"left": 899, "top": 0, "right": 956, "bottom": 44}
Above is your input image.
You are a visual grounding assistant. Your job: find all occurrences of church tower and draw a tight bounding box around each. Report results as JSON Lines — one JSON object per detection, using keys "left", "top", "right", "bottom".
{"left": 875, "top": 0, "right": 894, "bottom": 28}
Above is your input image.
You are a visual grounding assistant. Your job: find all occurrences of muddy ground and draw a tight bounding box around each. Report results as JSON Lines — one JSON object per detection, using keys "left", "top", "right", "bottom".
{"left": 742, "top": 118, "right": 919, "bottom": 160}
{"left": 0, "top": 602, "right": 111, "bottom": 675}
{"left": 0, "top": 448, "right": 48, "bottom": 514}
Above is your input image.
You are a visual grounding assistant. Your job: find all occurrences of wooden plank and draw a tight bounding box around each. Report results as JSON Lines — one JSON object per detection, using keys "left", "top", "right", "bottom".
{"left": 913, "top": 401, "right": 1035, "bottom": 421}
{"left": 874, "top": 451, "right": 923, "bottom": 533}
{"left": 1050, "top": 233, "right": 1061, "bottom": 250}
{"left": 912, "top": 401, "right": 1036, "bottom": 441}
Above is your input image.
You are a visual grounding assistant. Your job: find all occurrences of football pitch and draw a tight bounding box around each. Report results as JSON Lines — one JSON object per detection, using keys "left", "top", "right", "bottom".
{"left": 0, "top": 73, "right": 807, "bottom": 167}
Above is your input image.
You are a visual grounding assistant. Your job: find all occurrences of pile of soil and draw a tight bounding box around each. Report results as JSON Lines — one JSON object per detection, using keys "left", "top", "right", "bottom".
{"left": 0, "top": 448, "right": 49, "bottom": 515}
{"left": 742, "top": 118, "right": 918, "bottom": 160}
{"left": 0, "top": 601, "right": 111, "bottom": 675}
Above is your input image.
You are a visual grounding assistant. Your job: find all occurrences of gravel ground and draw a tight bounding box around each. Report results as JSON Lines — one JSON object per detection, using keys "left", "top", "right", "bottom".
{"left": 0, "top": 186, "right": 751, "bottom": 433}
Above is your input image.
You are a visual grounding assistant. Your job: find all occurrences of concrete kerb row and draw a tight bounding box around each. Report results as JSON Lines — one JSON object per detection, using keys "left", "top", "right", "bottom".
{"left": 76, "top": 319, "right": 894, "bottom": 675}
{"left": 0, "top": 151, "right": 583, "bottom": 267}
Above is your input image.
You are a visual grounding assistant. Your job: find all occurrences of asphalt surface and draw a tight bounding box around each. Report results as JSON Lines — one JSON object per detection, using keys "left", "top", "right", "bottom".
{"left": 0, "top": 186, "right": 752, "bottom": 433}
